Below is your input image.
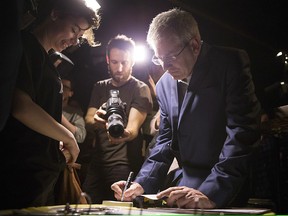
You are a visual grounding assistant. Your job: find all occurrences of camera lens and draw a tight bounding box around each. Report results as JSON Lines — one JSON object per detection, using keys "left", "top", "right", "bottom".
{"left": 107, "top": 113, "right": 124, "bottom": 138}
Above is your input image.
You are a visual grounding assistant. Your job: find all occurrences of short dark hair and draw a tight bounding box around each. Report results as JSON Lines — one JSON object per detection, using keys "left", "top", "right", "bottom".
{"left": 106, "top": 34, "right": 135, "bottom": 57}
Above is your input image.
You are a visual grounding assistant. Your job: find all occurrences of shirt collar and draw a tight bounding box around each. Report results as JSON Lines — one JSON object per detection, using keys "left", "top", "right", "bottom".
{"left": 178, "top": 74, "right": 191, "bottom": 86}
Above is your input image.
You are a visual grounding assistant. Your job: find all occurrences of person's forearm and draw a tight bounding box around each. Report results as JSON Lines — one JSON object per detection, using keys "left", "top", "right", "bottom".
{"left": 85, "top": 115, "right": 94, "bottom": 125}
{"left": 126, "top": 108, "right": 147, "bottom": 140}
{"left": 85, "top": 107, "right": 97, "bottom": 126}
{"left": 62, "top": 114, "right": 77, "bottom": 135}
{"left": 150, "top": 111, "right": 160, "bottom": 135}
{"left": 12, "top": 89, "right": 75, "bottom": 144}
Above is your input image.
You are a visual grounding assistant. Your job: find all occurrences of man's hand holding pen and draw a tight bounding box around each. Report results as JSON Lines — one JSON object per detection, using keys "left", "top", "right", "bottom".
{"left": 111, "top": 179, "right": 144, "bottom": 202}
{"left": 121, "top": 172, "right": 134, "bottom": 201}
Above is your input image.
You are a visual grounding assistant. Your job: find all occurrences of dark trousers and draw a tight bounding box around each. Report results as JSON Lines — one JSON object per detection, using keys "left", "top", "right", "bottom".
{"left": 82, "top": 164, "right": 131, "bottom": 204}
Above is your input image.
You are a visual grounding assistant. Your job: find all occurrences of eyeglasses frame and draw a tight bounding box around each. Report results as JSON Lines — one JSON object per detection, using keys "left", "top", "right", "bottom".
{"left": 152, "top": 37, "right": 194, "bottom": 66}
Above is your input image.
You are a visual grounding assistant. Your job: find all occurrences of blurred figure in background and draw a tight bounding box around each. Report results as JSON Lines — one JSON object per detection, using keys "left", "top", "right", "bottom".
{"left": 61, "top": 76, "right": 87, "bottom": 144}
{"left": 55, "top": 76, "right": 88, "bottom": 205}
{"left": 140, "top": 63, "right": 164, "bottom": 157}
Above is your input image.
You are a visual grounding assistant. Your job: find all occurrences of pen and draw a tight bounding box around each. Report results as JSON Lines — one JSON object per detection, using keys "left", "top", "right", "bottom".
{"left": 121, "top": 171, "right": 134, "bottom": 201}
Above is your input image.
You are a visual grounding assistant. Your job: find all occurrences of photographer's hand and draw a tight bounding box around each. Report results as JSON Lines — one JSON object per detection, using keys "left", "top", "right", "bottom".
{"left": 108, "top": 128, "right": 133, "bottom": 144}
{"left": 85, "top": 107, "right": 106, "bottom": 131}
{"left": 93, "top": 108, "right": 107, "bottom": 129}
{"left": 108, "top": 107, "right": 147, "bottom": 144}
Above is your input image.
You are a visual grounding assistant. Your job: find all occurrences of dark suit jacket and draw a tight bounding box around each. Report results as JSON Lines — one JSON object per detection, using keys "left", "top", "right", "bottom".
{"left": 135, "top": 42, "right": 261, "bottom": 207}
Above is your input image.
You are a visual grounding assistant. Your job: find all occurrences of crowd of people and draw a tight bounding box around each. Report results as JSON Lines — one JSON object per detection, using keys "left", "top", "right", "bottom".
{"left": 0, "top": 0, "right": 262, "bottom": 212}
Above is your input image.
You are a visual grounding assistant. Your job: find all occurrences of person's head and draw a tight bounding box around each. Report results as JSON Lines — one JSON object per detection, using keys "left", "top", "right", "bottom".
{"left": 33, "top": 0, "right": 101, "bottom": 52}
{"left": 62, "top": 77, "right": 74, "bottom": 107}
{"left": 106, "top": 34, "right": 135, "bottom": 87}
{"left": 147, "top": 8, "right": 202, "bottom": 80}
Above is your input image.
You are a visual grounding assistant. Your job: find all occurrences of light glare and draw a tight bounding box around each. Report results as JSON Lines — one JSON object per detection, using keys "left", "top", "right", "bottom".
{"left": 134, "top": 45, "right": 147, "bottom": 63}
{"left": 276, "top": 51, "right": 283, "bottom": 57}
{"left": 84, "top": 0, "right": 101, "bottom": 11}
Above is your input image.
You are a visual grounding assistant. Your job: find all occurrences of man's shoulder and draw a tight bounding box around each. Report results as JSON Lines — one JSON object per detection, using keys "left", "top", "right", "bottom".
{"left": 209, "top": 43, "right": 248, "bottom": 59}
{"left": 21, "top": 30, "right": 46, "bottom": 62}
{"left": 97, "top": 78, "right": 111, "bottom": 84}
{"left": 129, "top": 76, "right": 149, "bottom": 89}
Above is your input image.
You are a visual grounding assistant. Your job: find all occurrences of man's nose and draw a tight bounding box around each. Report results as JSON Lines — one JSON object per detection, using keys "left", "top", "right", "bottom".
{"left": 117, "top": 63, "right": 124, "bottom": 71}
{"left": 162, "top": 61, "right": 172, "bottom": 71}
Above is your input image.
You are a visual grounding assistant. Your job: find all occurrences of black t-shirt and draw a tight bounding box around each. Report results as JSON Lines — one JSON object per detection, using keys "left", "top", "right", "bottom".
{"left": 0, "top": 31, "right": 65, "bottom": 172}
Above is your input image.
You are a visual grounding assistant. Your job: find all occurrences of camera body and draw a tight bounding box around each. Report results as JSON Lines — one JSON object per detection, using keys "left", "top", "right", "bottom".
{"left": 102, "top": 89, "right": 127, "bottom": 138}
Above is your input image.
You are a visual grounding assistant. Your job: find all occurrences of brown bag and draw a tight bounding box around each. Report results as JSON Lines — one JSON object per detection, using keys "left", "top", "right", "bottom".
{"left": 55, "top": 164, "right": 88, "bottom": 205}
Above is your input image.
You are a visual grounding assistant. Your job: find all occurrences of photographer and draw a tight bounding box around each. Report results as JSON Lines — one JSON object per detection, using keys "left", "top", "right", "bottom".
{"left": 84, "top": 34, "right": 153, "bottom": 203}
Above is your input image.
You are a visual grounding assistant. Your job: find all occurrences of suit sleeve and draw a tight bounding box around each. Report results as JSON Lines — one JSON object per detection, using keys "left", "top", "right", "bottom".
{"left": 135, "top": 80, "right": 175, "bottom": 193}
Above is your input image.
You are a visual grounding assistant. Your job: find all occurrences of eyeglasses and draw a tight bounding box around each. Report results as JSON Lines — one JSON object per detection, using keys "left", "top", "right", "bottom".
{"left": 152, "top": 38, "right": 193, "bottom": 66}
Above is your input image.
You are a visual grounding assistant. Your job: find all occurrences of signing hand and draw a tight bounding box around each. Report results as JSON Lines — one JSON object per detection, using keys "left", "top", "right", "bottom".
{"left": 157, "top": 186, "right": 215, "bottom": 209}
{"left": 111, "top": 181, "right": 144, "bottom": 201}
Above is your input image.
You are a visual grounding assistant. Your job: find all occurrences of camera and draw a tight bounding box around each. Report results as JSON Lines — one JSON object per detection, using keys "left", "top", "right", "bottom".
{"left": 102, "top": 90, "right": 127, "bottom": 138}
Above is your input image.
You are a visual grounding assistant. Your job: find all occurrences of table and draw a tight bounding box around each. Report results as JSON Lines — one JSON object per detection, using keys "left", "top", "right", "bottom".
{"left": 0, "top": 203, "right": 274, "bottom": 215}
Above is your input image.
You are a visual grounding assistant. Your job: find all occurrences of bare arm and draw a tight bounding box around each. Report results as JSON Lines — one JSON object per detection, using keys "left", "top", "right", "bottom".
{"left": 150, "top": 109, "right": 160, "bottom": 136}
{"left": 126, "top": 107, "right": 147, "bottom": 139}
{"left": 62, "top": 114, "right": 76, "bottom": 134}
{"left": 85, "top": 107, "right": 97, "bottom": 126}
{"left": 12, "top": 88, "right": 79, "bottom": 164}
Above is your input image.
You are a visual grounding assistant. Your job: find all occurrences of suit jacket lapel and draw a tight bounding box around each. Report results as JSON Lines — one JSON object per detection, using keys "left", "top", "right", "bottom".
{"left": 171, "top": 79, "right": 180, "bottom": 130}
{"left": 178, "top": 42, "right": 211, "bottom": 127}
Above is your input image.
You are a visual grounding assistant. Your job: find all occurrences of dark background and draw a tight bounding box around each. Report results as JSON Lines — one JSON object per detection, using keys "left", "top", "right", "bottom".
{"left": 61, "top": 0, "right": 288, "bottom": 114}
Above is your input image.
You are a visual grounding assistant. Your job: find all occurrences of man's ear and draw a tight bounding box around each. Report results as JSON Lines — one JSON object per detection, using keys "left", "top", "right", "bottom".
{"left": 192, "top": 37, "right": 202, "bottom": 54}
{"left": 106, "top": 55, "right": 109, "bottom": 64}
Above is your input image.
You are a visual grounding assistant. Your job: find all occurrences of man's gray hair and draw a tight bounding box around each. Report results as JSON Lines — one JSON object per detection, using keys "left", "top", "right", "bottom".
{"left": 147, "top": 8, "right": 201, "bottom": 48}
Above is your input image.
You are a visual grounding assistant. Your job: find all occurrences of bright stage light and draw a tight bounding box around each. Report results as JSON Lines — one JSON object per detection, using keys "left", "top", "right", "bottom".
{"left": 85, "top": 0, "right": 101, "bottom": 10}
{"left": 277, "top": 51, "right": 283, "bottom": 57}
{"left": 134, "top": 44, "right": 148, "bottom": 63}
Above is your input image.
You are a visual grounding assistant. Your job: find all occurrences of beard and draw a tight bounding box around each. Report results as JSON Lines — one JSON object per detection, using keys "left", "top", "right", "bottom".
{"left": 112, "top": 74, "right": 123, "bottom": 83}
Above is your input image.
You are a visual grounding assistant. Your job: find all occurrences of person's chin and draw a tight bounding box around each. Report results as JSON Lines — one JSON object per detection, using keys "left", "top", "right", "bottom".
{"left": 169, "top": 72, "right": 181, "bottom": 80}
{"left": 53, "top": 47, "right": 63, "bottom": 52}
{"left": 58, "top": 42, "right": 69, "bottom": 52}
{"left": 114, "top": 76, "right": 124, "bottom": 82}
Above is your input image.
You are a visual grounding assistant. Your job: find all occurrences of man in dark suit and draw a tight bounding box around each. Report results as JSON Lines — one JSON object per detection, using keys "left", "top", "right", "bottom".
{"left": 111, "top": 8, "right": 261, "bottom": 209}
